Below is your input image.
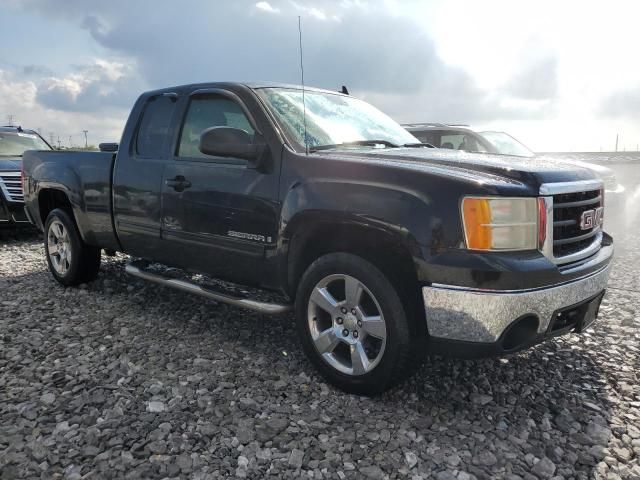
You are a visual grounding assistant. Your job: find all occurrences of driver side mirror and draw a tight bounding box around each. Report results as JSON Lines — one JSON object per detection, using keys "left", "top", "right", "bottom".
{"left": 199, "top": 127, "right": 267, "bottom": 169}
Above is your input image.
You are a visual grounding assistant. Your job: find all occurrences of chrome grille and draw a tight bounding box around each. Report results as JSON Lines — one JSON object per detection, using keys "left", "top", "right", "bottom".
{"left": 552, "top": 189, "right": 602, "bottom": 258}
{"left": 539, "top": 180, "right": 604, "bottom": 265}
{"left": 0, "top": 171, "right": 24, "bottom": 202}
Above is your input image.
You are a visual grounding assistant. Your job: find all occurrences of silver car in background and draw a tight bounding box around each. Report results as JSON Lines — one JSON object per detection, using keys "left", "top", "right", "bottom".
{"left": 403, "top": 124, "right": 626, "bottom": 214}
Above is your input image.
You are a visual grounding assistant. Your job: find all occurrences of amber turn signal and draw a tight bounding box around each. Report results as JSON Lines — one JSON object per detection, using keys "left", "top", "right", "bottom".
{"left": 461, "top": 197, "right": 538, "bottom": 251}
{"left": 462, "top": 198, "right": 493, "bottom": 250}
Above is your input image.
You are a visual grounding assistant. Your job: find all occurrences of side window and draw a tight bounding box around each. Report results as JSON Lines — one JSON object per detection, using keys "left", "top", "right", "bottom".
{"left": 440, "top": 134, "right": 464, "bottom": 149}
{"left": 412, "top": 131, "right": 437, "bottom": 145}
{"left": 177, "top": 96, "right": 255, "bottom": 159}
{"left": 136, "top": 95, "right": 177, "bottom": 157}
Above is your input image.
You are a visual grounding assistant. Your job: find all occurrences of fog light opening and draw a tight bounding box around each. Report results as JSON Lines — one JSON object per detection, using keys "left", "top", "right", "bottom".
{"left": 502, "top": 315, "right": 539, "bottom": 352}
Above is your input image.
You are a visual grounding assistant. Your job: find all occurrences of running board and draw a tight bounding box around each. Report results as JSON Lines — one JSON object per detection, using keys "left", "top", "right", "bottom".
{"left": 125, "top": 263, "right": 292, "bottom": 315}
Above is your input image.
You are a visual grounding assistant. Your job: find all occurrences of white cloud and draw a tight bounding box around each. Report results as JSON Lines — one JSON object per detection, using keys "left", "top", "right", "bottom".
{"left": 39, "top": 59, "right": 128, "bottom": 98}
{"left": 0, "top": 67, "right": 128, "bottom": 146}
{"left": 255, "top": 1, "right": 279, "bottom": 13}
{"left": 0, "top": 71, "right": 38, "bottom": 111}
{"left": 35, "top": 58, "right": 140, "bottom": 112}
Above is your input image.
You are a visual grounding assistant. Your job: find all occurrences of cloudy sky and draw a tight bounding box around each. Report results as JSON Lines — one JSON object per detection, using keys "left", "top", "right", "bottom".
{"left": 1, "top": 0, "right": 639, "bottom": 151}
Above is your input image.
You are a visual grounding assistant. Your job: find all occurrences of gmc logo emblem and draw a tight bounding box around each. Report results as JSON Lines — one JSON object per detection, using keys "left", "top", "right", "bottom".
{"left": 580, "top": 206, "right": 604, "bottom": 230}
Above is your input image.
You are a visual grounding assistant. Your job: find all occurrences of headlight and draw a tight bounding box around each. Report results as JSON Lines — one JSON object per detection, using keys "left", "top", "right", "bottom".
{"left": 461, "top": 197, "right": 544, "bottom": 251}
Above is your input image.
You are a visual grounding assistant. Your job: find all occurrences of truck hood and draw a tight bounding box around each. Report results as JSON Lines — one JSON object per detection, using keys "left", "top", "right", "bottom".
{"left": 535, "top": 156, "right": 619, "bottom": 190}
{"left": 320, "top": 147, "right": 597, "bottom": 188}
{"left": 0, "top": 156, "right": 22, "bottom": 172}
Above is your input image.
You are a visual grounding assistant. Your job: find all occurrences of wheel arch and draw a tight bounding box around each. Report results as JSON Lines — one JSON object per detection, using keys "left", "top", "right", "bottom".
{"left": 285, "top": 214, "right": 426, "bottom": 333}
{"left": 38, "top": 188, "right": 74, "bottom": 223}
{"left": 38, "top": 188, "right": 88, "bottom": 242}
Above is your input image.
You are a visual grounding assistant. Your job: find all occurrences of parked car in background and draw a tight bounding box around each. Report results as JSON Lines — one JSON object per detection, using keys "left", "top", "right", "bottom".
{"left": 477, "top": 131, "right": 535, "bottom": 157}
{"left": 22, "top": 82, "right": 612, "bottom": 394}
{"left": 403, "top": 123, "right": 494, "bottom": 153}
{"left": 477, "top": 131, "right": 626, "bottom": 212}
{"left": 0, "top": 126, "right": 52, "bottom": 227}
{"left": 404, "top": 124, "right": 625, "bottom": 212}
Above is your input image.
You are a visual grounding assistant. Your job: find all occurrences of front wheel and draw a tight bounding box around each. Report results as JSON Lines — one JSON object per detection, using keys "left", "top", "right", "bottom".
{"left": 44, "top": 208, "right": 101, "bottom": 286}
{"left": 295, "top": 253, "right": 415, "bottom": 395}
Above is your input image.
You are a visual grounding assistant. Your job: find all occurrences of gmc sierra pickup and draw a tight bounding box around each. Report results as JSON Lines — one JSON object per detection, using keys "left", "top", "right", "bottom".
{"left": 23, "top": 82, "right": 613, "bottom": 394}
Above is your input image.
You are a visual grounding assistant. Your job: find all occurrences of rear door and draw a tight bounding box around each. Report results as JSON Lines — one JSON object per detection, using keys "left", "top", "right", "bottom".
{"left": 113, "top": 92, "right": 178, "bottom": 259}
{"left": 159, "top": 89, "right": 280, "bottom": 285}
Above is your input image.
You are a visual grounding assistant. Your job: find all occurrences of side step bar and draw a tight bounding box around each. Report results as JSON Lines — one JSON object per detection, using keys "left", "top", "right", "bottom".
{"left": 125, "top": 263, "right": 292, "bottom": 315}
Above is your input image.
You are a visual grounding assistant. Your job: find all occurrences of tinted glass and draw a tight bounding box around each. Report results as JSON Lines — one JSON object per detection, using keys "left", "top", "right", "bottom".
{"left": 136, "top": 96, "right": 177, "bottom": 157}
{"left": 0, "top": 132, "right": 51, "bottom": 156}
{"left": 178, "top": 96, "right": 255, "bottom": 158}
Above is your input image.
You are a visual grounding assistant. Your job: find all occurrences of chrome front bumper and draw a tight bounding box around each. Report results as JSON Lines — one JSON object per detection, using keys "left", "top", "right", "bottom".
{"left": 423, "top": 262, "right": 612, "bottom": 343}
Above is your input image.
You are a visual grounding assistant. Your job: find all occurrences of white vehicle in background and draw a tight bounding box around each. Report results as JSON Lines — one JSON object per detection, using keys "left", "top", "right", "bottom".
{"left": 477, "top": 131, "right": 626, "bottom": 213}
{"left": 403, "top": 124, "right": 625, "bottom": 211}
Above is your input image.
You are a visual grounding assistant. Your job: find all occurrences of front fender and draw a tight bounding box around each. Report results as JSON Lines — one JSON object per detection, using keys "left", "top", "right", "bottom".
{"left": 280, "top": 178, "right": 458, "bottom": 253}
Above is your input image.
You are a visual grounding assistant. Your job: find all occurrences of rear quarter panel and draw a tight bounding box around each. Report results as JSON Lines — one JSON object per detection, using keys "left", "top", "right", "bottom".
{"left": 23, "top": 150, "right": 119, "bottom": 250}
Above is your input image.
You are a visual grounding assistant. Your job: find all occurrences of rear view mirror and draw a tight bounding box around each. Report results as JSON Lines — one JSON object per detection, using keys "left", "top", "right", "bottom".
{"left": 199, "top": 127, "right": 264, "bottom": 162}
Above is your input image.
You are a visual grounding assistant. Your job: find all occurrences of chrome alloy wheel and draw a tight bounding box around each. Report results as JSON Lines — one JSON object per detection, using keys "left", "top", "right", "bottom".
{"left": 47, "top": 219, "right": 72, "bottom": 276}
{"left": 307, "top": 274, "right": 387, "bottom": 376}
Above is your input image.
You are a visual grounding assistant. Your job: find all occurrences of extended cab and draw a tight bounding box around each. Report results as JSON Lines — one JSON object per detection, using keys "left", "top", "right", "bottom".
{"left": 23, "top": 83, "right": 613, "bottom": 394}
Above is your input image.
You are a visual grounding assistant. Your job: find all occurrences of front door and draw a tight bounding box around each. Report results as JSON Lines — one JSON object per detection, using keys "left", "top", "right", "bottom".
{"left": 160, "top": 91, "right": 280, "bottom": 286}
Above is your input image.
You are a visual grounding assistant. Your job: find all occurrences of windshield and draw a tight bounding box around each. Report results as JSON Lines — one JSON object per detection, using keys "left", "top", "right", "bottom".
{"left": 0, "top": 131, "right": 51, "bottom": 156}
{"left": 479, "top": 131, "right": 534, "bottom": 157}
{"left": 255, "top": 88, "right": 419, "bottom": 151}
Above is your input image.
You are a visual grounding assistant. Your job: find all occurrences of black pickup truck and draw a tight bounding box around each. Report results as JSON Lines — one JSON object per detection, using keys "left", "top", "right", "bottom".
{"left": 23, "top": 82, "right": 613, "bottom": 394}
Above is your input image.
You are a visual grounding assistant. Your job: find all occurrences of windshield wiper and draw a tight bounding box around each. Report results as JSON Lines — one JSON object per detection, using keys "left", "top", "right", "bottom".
{"left": 309, "top": 139, "right": 400, "bottom": 152}
{"left": 402, "top": 142, "right": 435, "bottom": 148}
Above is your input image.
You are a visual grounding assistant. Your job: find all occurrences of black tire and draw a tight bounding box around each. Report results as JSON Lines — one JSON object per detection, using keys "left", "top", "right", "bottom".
{"left": 44, "top": 208, "right": 101, "bottom": 286}
{"left": 295, "top": 253, "right": 416, "bottom": 395}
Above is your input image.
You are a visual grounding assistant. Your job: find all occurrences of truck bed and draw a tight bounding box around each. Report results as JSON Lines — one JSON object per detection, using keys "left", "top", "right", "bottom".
{"left": 22, "top": 150, "right": 120, "bottom": 250}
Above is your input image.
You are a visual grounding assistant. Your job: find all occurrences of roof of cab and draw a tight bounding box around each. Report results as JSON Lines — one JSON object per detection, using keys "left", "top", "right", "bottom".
{"left": 141, "top": 81, "right": 348, "bottom": 98}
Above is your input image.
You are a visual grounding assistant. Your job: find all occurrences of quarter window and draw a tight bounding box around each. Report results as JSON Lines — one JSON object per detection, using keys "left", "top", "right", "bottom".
{"left": 136, "top": 95, "right": 177, "bottom": 157}
{"left": 178, "top": 96, "right": 255, "bottom": 158}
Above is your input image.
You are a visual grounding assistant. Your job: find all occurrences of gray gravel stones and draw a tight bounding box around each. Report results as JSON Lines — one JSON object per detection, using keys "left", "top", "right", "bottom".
{"left": 531, "top": 456, "right": 556, "bottom": 478}
{"left": 1, "top": 209, "right": 639, "bottom": 479}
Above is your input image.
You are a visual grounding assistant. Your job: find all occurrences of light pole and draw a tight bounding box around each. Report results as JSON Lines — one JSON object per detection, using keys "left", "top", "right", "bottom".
{"left": 83, "top": 130, "right": 88, "bottom": 148}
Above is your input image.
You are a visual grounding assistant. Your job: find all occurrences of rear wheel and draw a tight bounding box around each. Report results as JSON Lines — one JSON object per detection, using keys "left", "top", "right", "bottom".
{"left": 44, "top": 208, "right": 101, "bottom": 286}
{"left": 295, "top": 253, "right": 415, "bottom": 395}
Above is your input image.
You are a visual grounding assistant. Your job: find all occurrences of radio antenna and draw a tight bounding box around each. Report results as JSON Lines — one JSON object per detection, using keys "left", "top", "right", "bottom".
{"left": 298, "top": 16, "right": 308, "bottom": 155}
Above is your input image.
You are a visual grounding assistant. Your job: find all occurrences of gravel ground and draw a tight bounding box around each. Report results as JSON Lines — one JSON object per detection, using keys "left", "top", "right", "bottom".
{"left": 1, "top": 218, "right": 638, "bottom": 479}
